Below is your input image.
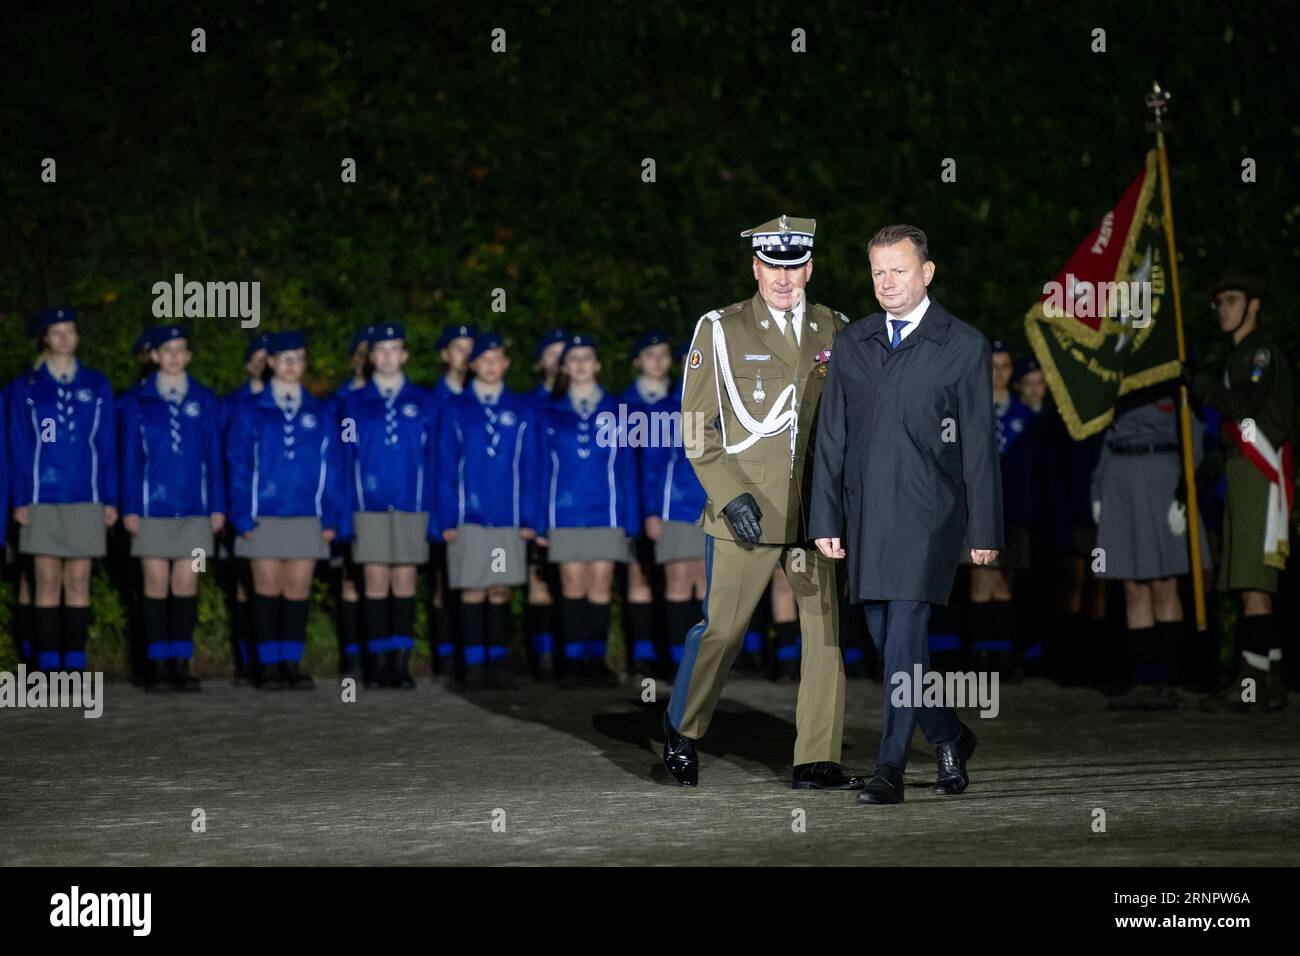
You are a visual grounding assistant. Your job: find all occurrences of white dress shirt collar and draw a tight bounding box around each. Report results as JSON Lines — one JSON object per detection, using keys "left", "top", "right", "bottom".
{"left": 765, "top": 297, "right": 805, "bottom": 344}
{"left": 886, "top": 295, "right": 931, "bottom": 344}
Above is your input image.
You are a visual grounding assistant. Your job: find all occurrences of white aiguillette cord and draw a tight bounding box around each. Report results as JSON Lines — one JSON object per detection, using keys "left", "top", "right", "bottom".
{"left": 711, "top": 304, "right": 799, "bottom": 459}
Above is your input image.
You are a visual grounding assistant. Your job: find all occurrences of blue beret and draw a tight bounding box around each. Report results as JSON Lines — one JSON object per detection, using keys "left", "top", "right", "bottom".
{"left": 369, "top": 322, "right": 406, "bottom": 346}
{"left": 534, "top": 327, "right": 568, "bottom": 359}
{"left": 269, "top": 330, "right": 306, "bottom": 355}
{"left": 148, "top": 324, "right": 189, "bottom": 349}
{"left": 630, "top": 330, "right": 671, "bottom": 360}
{"left": 1014, "top": 356, "right": 1042, "bottom": 380}
{"left": 436, "top": 324, "right": 477, "bottom": 350}
{"left": 132, "top": 329, "right": 153, "bottom": 354}
{"left": 30, "top": 308, "right": 77, "bottom": 336}
{"left": 470, "top": 332, "right": 505, "bottom": 362}
{"left": 990, "top": 339, "right": 1013, "bottom": 356}
{"left": 561, "top": 334, "right": 596, "bottom": 360}
{"left": 350, "top": 325, "right": 373, "bottom": 354}
{"left": 244, "top": 333, "right": 272, "bottom": 361}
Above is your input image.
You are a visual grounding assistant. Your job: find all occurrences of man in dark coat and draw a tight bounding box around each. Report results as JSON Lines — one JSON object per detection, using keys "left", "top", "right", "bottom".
{"left": 810, "top": 224, "right": 1003, "bottom": 806}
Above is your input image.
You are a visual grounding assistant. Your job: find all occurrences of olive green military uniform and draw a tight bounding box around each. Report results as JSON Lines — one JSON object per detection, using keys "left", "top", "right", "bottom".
{"left": 667, "top": 290, "right": 851, "bottom": 765}
{"left": 1192, "top": 328, "right": 1295, "bottom": 592}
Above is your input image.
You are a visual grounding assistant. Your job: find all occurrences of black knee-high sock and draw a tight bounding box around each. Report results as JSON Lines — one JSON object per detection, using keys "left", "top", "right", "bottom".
{"left": 390, "top": 596, "right": 416, "bottom": 654}
{"left": 280, "top": 598, "right": 310, "bottom": 663}
{"left": 624, "top": 601, "right": 655, "bottom": 667}
{"left": 461, "top": 602, "right": 487, "bottom": 670}
{"left": 1128, "top": 624, "right": 1159, "bottom": 685}
{"left": 339, "top": 599, "right": 360, "bottom": 659}
{"left": 34, "top": 607, "right": 61, "bottom": 671}
{"left": 586, "top": 600, "right": 611, "bottom": 667}
{"left": 169, "top": 595, "right": 199, "bottom": 661}
{"left": 991, "top": 599, "right": 1014, "bottom": 654}
{"left": 525, "top": 601, "right": 556, "bottom": 659}
{"left": 1152, "top": 620, "right": 1181, "bottom": 687}
{"left": 62, "top": 606, "right": 90, "bottom": 672}
{"left": 774, "top": 619, "right": 800, "bottom": 667}
{"left": 142, "top": 597, "right": 170, "bottom": 666}
{"left": 252, "top": 594, "right": 283, "bottom": 666}
{"left": 17, "top": 603, "right": 35, "bottom": 665}
{"left": 486, "top": 602, "right": 510, "bottom": 667}
{"left": 364, "top": 597, "right": 391, "bottom": 657}
{"left": 234, "top": 599, "right": 252, "bottom": 671}
{"left": 968, "top": 601, "right": 995, "bottom": 653}
{"left": 559, "top": 597, "right": 586, "bottom": 664}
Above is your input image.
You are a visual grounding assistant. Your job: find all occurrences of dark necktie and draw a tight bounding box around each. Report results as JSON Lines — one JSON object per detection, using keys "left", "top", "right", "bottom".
{"left": 889, "top": 318, "right": 911, "bottom": 349}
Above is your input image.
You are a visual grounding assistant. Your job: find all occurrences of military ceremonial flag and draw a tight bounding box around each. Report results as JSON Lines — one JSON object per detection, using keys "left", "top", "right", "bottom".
{"left": 1023, "top": 149, "right": 1182, "bottom": 440}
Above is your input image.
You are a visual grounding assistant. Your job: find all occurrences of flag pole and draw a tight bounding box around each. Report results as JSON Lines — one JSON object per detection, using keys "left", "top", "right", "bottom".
{"left": 1146, "top": 81, "right": 1207, "bottom": 632}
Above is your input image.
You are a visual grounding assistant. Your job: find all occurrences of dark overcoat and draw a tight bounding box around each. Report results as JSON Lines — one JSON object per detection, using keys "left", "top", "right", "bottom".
{"left": 808, "top": 299, "right": 1003, "bottom": 605}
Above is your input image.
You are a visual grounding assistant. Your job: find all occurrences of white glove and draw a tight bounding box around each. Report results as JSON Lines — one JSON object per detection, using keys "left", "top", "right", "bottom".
{"left": 1167, "top": 500, "right": 1187, "bottom": 536}
{"left": 1091, "top": 500, "right": 1101, "bottom": 525}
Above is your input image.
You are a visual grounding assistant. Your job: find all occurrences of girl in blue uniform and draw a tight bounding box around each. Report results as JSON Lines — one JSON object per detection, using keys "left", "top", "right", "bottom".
{"left": 330, "top": 326, "right": 372, "bottom": 679}
{"left": 8, "top": 310, "right": 117, "bottom": 674}
{"left": 340, "top": 322, "right": 436, "bottom": 689}
{"left": 120, "top": 325, "right": 225, "bottom": 691}
{"left": 523, "top": 327, "right": 567, "bottom": 678}
{"left": 619, "top": 331, "right": 673, "bottom": 677}
{"left": 228, "top": 331, "right": 344, "bottom": 690}
{"left": 219, "top": 333, "right": 272, "bottom": 683}
{"left": 538, "top": 335, "right": 638, "bottom": 683}
{"left": 436, "top": 333, "right": 543, "bottom": 687}
{"left": 640, "top": 345, "right": 709, "bottom": 673}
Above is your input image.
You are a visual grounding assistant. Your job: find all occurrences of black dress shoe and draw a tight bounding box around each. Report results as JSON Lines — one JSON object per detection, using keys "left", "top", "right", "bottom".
{"left": 932, "top": 724, "right": 977, "bottom": 795}
{"left": 144, "top": 659, "right": 171, "bottom": 692}
{"left": 171, "top": 659, "right": 202, "bottom": 692}
{"left": 281, "top": 661, "right": 315, "bottom": 690}
{"left": 390, "top": 648, "right": 417, "bottom": 689}
{"left": 792, "top": 762, "right": 866, "bottom": 791}
{"left": 661, "top": 711, "right": 698, "bottom": 787}
{"left": 856, "top": 765, "right": 905, "bottom": 805}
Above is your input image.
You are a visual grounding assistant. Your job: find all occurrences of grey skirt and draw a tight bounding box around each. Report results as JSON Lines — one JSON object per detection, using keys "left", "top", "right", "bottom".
{"left": 1096, "top": 452, "right": 1210, "bottom": 580}
{"left": 19, "top": 503, "right": 107, "bottom": 558}
{"left": 235, "top": 516, "right": 330, "bottom": 560}
{"left": 352, "top": 510, "right": 430, "bottom": 565}
{"left": 547, "top": 526, "right": 628, "bottom": 563}
{"left": 132, "top": 516, "right": 214, "bottom": 560}
{"left": 447, "top": 524, "right": 527, "bottom": 589}
{"left": 655, "top": 521, "right": 707, "bottom": 564}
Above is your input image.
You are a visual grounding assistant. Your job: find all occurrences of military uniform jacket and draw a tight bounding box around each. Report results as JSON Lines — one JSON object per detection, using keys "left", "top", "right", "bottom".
{"left": 681, "top": 292, "right": 848, "bottom": 545}
{"left": 1192, "top": 329, "right": 1295, "bottom": 453}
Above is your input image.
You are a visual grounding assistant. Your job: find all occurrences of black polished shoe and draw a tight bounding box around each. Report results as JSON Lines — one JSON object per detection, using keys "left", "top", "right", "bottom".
{"left": 857, "top": 765, "right": 905, "bottom": 805}
{"left": 792, "top": 762, "right": 866, "bottom": 791}
{"left": 390, "top": 648, "right": 417, "bottom": 689}
{"left": 661, "top": 711, "right": 698, "bottom": 787}
{"left": 256, "top": 666, "right": 284, "bottom": 690}
{"left": 932, "top": 724, "right": 977, "bottom": 795}
{"left": 144, "top": 659, "right": 171, "bottom": 692}
{"left": 171, "top": 659, "right": 202, "bottom": 692}
{"left": 281, "top": 660, "right": 315, "bottom": 690}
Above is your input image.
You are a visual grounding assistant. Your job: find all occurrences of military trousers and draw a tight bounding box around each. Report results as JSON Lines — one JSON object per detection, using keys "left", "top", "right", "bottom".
{"left": 667, "top": 534, "right": 846, "bottom": 765}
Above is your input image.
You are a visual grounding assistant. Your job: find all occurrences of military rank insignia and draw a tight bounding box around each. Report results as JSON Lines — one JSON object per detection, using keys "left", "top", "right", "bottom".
{"left": 689, "top": 349, "right": 703, "bottom": 370}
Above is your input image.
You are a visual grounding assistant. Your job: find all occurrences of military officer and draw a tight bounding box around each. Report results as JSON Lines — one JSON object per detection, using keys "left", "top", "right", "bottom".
{"left": 661, "top": 215, "right": 864, "bottom": 791}
{"left": 1192, "top": 273, "right": 1294, "bottom": 713}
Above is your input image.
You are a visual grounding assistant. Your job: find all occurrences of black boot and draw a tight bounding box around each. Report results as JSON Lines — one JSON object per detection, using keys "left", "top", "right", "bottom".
{"left": 389, "top": 648, "right": 416, "bottom": 689}
{"left": 171, "top": 657, "right": 202, "bottom": 692}
{"left": 145, "top": 658, "right": 171, "bottom": 692}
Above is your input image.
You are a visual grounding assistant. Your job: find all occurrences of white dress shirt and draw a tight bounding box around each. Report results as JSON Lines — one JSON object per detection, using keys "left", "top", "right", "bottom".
{"left": 886, "top": 295, "right": 931, "bottom": 344}
{"left": 766, "top": 298, "right": 805, "bottom": 345}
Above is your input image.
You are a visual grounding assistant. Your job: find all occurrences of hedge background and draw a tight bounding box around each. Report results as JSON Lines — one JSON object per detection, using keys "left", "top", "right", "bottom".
{"left": 1, "top": 2, "right": 1297, "bottom": 675}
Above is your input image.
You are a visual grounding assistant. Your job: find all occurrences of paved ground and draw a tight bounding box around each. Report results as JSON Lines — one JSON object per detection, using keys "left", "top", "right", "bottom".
{"left": 2, "top": 674, "right": 1298, "bottom": 866}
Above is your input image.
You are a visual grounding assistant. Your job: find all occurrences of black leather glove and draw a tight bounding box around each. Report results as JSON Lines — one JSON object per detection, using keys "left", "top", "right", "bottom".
{"left": 721, "top": 493, "right": 763, "bottom": 545}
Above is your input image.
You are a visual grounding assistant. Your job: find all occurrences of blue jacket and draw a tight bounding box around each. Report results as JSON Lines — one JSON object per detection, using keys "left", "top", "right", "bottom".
{"left": 340, "top": 377, "right": 437, "bottom": 529}
{"left": 436, "top": 386, "right": 543, "bottom": 534}
{"left": 538, "top": 389, "right": 639, "bottom": 537}
{"left": 638, "top": 391, "right": 707, "bottom": 524}
{"left": 996, "top": 396, "right": 1036, "bottom": 528}
{"left": 8, "top": 362, "right": 117, "bottom": 507}
{"left": 220, "top": 379, "right": 263, "bottom": 438}
{"left": 227, "top": 386, "right": 346, "bottom": 535}
{"left": 120, "top": 374, "right": 225, "bottom": 519}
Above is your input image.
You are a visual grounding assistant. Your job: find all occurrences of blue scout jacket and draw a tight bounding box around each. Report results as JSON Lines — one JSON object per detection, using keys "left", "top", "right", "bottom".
{"left": 638, "top": 390, "right": 707, "bottom": 524}
{"left": 227, "top": 386, "right": 345, "bottom": 535}
{"left": 339, "top": 377, "right": 437, "bottom": 530}
{"left": 538, "top": 389, "right": 639, "bottom": 537}
{"left": 120, "top": 373, "right": 225, "bottom": 518}
{"left": 996, "top": 396, "right": 1037, "bottom": 529}
{"left": 435, "top": 386, "right": 543, "bottom": 535}
{"left": 8, "top": 362, "right": 117, "bottom": 507}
